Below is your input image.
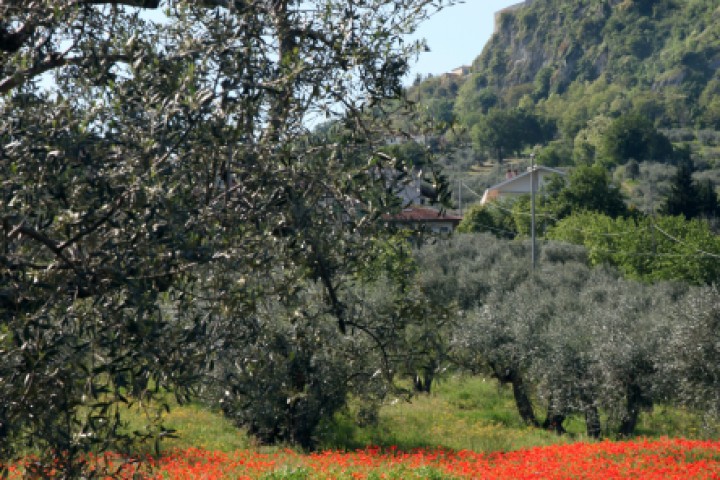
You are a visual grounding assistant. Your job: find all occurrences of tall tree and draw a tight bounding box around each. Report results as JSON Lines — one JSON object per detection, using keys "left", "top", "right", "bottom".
{"left": 550, "top": 165, "right": 628, "bottom": 219}
{"left": 598, "top": 113, "right": 674, "bottom": 166}
{"left": 471, "top": 108, "right": 548, "bottom": 162}
{"left": 695, "top": 179, "right": 720, "bottom": 219}
{"left": 0, "top": 0, "right": 453, "bottom": 470}
{"left": 663, "top": 159, "right": 700, "bottom": 218}
{"left": 663, "top": 159, "right": 719, "bottom": 219}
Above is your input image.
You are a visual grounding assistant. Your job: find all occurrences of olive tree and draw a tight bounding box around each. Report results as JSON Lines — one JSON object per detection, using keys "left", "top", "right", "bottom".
{"left": 574, "top": 274, "right": 665, "bottom": 436}
{"left": 443, "top": 237, "right": 543, "bottom": 426}
{"left": 439, "top": 235, "right": 684, "bottom": 438}
{"left": 659, "top": 285, "right": 720, "bottom": 418}
{"left": 211, "top": 279, "right": 394, "bottom": 450}
{"left": 0, "top": 0, "right": 454, "bottom": 470}
{"left": 524, "top": 256, "right": 597, "bottom": 436}
{"left": 211, "top": 246, "right": 455, "bottom": 449}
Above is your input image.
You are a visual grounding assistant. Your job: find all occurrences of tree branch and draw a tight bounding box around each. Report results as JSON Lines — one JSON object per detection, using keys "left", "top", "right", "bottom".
{"left": 9, "top": 224, "right": 85, "bottom": 279}
{"left": 58, "top": 195, "right": 124, "bottom": 252}
{"left": 0, "top": 53, "right": 129, "bottom": 94}
{"left": 0, "top": 22, "right": 35, "bottom": 53}
{"left": 78, "top": 0, "right": 161, "bottom": 7}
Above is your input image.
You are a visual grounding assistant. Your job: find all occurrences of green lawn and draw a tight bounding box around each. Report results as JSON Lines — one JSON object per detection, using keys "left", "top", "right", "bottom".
{"left": 132, "top": 375, "right": 718, "bottom": 455}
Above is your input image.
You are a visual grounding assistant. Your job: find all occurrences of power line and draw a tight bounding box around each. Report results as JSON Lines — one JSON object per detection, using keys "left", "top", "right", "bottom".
{"left": 581, "top": 247, "right": 712, "bottom": 259}
{"left": 458, "top": 184, "right": 720, "bottom": 260}
{"left": 651, "top": 222, "right": 720, "bottom": 259}
{"left": 480, "top": 199, "right": 652, "bottom": 238}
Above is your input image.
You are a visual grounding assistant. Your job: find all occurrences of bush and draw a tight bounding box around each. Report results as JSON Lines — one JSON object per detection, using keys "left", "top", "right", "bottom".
{"left": 210, "top": 281, "right": 397, "bottom": 449}
{"left": 216, "top": 308, "right": 353, "bottom": 449}
{"left": 658, "top": 286, "right": 720, "bottom": 417}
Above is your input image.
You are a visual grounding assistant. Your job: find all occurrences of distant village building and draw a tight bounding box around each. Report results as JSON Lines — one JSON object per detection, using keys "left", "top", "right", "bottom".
{"left": 381, "top": 167, "right": 463, "bottom": 233}
{"left": 384, "top": 205, "right": 463, "bottom": 234}
{"left": 480, "top": 166, "right": 565, "bottom": 205}
{"left": 446, "top": 65, "right": 471, "bottom": 77}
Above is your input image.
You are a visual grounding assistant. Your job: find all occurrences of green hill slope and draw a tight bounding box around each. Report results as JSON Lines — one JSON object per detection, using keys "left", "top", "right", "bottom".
{"left": 413, "top": 0, "right": 720, "bottom": 132}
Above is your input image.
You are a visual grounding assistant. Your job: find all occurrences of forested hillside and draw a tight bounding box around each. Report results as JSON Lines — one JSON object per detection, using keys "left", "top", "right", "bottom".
{"left": 476, "top": 0, "right": 719, "bottom": 128}
{"left": 414, "top": 0, "right": 719, "bottom": 131}
{"left": 405, "top": 0, "right": 720, "bottom": 224}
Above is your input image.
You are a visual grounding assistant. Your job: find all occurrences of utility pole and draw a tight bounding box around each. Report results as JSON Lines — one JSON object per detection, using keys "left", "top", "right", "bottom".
{"left": 648, "top": 172, "right": 657, "bottom": 255}
{"left": 530, "top": 152, "right": 537, "bottom": 270}
{"left": 458, "top": 178, "right": 463, "bottom": 215}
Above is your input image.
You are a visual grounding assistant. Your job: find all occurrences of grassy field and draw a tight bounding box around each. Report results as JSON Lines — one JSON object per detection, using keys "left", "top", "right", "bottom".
{"left": 317, "top": 378, "right": 573, "bottom": 453}
{"left": 6, "top": 376, "right": 719, "bottom": 478}
{"left": 129, "top": 375, "right": 718, "bottom": 456}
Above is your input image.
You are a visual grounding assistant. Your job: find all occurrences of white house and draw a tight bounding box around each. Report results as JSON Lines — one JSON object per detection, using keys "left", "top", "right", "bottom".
{"left": 480, "top": 166, "right": 565, "bottom": 205}
{"left": 395, "top": 168, "right": 442, "bottom": 207}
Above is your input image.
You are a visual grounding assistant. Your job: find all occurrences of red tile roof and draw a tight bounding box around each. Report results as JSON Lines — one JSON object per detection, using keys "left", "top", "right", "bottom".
{"left": 385, "top": 206, "right": 463, "bottom": 223}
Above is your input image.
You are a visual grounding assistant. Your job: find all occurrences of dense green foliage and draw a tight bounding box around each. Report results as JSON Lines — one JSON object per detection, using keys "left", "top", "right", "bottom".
{"left": 0, "top": 0, "right": 456, "bottom": 472}
{"left": 407, "top": 0, "right": 720, "bottom": 186}
{"left": 470, "top": 108, "right": 552, "bottom": 162}
{"left": 469, "top": 0, "right": 720, "bottom": 129}
{"left": 416, "top": 235, "right": 719, "bottom": 437}
{"left": 597, "top": 114, "right": 675, "bottom": 166}
{"left": 548, "top": 211, "right": 720, "bottom": 284}
{"left": 548, "top": 165, "right": 629, "bottom": 218}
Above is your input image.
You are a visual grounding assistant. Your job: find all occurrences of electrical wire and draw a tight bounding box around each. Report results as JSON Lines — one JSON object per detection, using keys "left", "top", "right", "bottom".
{"left": 651, "top": 223, "right": 720, "bottom": 259}
{"left": 457, "top": 178, "right": 720, "bottom": 261}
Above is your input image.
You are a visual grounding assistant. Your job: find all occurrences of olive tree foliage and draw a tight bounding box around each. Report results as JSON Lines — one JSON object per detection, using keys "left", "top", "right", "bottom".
{"left": 423, "top": 234, "right": 715, "bottom": 438}
{"left": 405, "top": 234, "right": 521, "bottom": 394}
{"left": 414, "top": 233, "right": 531, "bottom": 311}
{"left": 0, "top": 0, "right": 456, "bottom": 467}
{"left": 212, "top": 239, "right": 445, "bottom": 448}
{"left": 658, "top": 285, "right": 720, "bottom": 418}
{"left": 417, "top": 235, "right": 563, "bottom": 426}
{"left": 451, "top": 241, "right": 595, "bottom": 430}
{"left": 211, "top": 279, "right": 396, "bottom": 450}
{"left": 540, "top": 271, "right": 675, "bottom": 438}
{"left": 459, "top": 251, "right": 659, "bottom": 437}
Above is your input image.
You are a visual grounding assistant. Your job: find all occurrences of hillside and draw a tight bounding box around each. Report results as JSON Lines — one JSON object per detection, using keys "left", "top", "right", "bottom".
{"left": 404, "top": 0, "right": 720, "bottom": 211}
{"left": 411, "top": 0, "right": 720, "bottom": 133}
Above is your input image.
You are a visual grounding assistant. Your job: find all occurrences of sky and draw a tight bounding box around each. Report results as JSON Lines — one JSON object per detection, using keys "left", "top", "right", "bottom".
{"left": 137, "top": 1, "right": 520, "bottom": 80}
{"left": 407, "top": 0, "right": 522, "bottom": 80}
{"left": 139, "top": 1, "right": 521, "bottom": 79}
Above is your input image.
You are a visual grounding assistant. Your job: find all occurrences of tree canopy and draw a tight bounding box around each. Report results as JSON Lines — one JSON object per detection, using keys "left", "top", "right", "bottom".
{"left": 470, "top": 108, "right": 551, "bottom": 162}
{"left": 598, "top": 113, "right": 675, "bottom": 166}
{"left": 662, "top": 159, "right": 720, "bottom": 219}
{"left": 417, "top": 234, "right": 719, "bottom": 438}
{"left": 0, "top": 0, "right": 454, "bottom": 470}
{"left": 549, "top": 165, "right": 629, "bottom": 218}
{"left": 548, "top": 211, "right": 720, "bottom": 284}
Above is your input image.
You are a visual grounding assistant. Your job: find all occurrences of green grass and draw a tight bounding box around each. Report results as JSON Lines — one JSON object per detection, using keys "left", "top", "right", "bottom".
{"left": 122, "top": 375, "right": 719, "bottom": 455}
{"left": 316, "top": 377, "right": 577, "bottom": 453}
{"left": 120, "top": 401, "right": 253, "bottom": 454}
{"left": 633, "top": 404, "right": 720, "bottom": 439}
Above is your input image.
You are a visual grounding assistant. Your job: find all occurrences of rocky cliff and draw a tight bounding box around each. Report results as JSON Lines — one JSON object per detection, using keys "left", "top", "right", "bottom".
{"left": 474, "top": 0, "right": 719, "bottom": 107}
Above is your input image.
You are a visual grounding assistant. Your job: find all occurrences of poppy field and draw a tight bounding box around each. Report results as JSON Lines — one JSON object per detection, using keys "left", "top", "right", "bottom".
{"left": 5, "top": 437, "right": 719, "bottom": 479}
